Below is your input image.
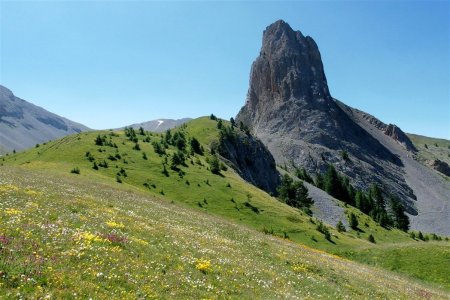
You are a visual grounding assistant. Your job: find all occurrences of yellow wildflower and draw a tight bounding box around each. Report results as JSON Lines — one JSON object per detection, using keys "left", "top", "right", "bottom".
{"left": 5, "top": 208, "right": 22, "bottom": 215}
{"left": 291, "top": 263, "right": 308, "bottom": 273}
{"left": 130, "top": 237, "right": 149, "bottom": 246}
{"left": 106, "top": 220, "right": 125, "bottom": 229}
{"left": 195, "top": 258, "right": 212, "bottom": 273}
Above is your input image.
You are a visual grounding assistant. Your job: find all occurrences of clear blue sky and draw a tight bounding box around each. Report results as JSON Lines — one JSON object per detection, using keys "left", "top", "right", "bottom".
{"left": 1, "top": 1, "right": 449, "bottom": 138}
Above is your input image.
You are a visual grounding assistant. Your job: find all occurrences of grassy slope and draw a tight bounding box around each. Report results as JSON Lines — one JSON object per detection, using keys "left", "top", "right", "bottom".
{"left": 408, "top": 133, "right": 450, "bottom": 166}
{"left": 1, "top": 117, "right": 449, "bottom": 291}
{"left": 1, "top": 166, "right": 448, "bottom": 299}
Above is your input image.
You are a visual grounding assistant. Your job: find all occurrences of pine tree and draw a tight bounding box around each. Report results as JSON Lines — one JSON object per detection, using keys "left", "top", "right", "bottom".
{"left": 390, "top": 197, "right": 410, "bottom": 231}
{"left": 209, "top": 155, "right": 221, "bottom": 175}
{"left": 217, "top": 119, "right": 223, "bottom": 129}
{"left": 336, "top": 220, "right": 346, "bottom": 232}
{"left": 190, "top": 137, "right": 203, "bottom": 155}
{"left": 370, "top": 184, "right": 385, "bottom": 210}
{"left": 95, "top": 135, "right": 104, "bottom": 146}
{"left": 349, "top": 212, "right": 359, "bottom": 230}
{"left": 277, "top": 174, "right": 314, "bottom": 213}
{"left": 324, "top": 164, "right": 344, "bottom": 200}
{"left": 315, "top": 173, "right": 325, "bottom": 189}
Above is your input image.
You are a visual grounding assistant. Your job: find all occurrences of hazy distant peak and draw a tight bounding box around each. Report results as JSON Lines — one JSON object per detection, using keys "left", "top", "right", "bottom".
{"left": 0, "top": 85, "right": 90, "bottom": 152}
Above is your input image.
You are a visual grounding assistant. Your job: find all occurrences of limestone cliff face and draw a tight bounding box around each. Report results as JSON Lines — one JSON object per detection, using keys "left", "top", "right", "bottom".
{"left": 218, "top": 129, "right": 280, "bottom": 195}
{"left": 236, "top": 20, "right": 417, "bottom": 208}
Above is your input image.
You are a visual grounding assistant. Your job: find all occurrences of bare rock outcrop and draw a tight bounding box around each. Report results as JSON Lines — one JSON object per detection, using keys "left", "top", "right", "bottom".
{"left": 426, "top": 159, "right": 450, "bottom": 177}
{"left": 236, "top": 20, "right": 416, "bottom": 210}
{"left": 218, "top": 129, "right": 280, "bottom": 195}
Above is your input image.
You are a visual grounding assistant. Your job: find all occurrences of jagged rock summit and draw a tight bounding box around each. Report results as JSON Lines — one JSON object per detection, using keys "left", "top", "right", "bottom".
{"left": 0, "top": 85, "right": 90, "bottom": 152}
{"left": 236, "top": 20, "right": 417, "bottom": 211}
{"left": 237, "top": 20, "right": 450, "bottom": 235}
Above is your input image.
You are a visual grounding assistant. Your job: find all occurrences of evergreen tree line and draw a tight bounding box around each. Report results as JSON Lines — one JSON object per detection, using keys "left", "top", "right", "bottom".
{"left": 277, "top": 174, "right": 314, "bottom": 215}
{"left": 298, "top": 164, "right": 409, "bottom": 231}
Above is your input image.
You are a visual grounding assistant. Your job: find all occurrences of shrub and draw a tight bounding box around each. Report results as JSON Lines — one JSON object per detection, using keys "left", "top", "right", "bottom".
{"left": 99, "top": 160, "right": 108, "bottom": 168}
{"left": 341, "top": 150, "right": 349, "bottom": 161}
{"left": 244, "top": 202, "right": 259, "bottom": 214}
{"left": 336, "top": 220, "right": 346, "bottom": 233}
{"left": 316, "top": 221, "right": 331, "bottom": 241}
{"left": 220, "top": 162, "right": 228, "bottom": 171}
{"left": 209, "top": 155, "right": 221, "bottom": 175}
{"left": 368, "top": 234, "right": 376, "bottom": 243}
{"left": 418, "top": 231, "right": 424, "bottom": 241}
{"left": 349, "top": 212, "right": 358, "bottom": 230}
{"left": 162, "top": 164, "right": 169, "bottom": 177}
{"left": 70, "top": 167, "right": 80, "bottom": 174}
{"left": 190, "top": 137, "right": 203, "bottom": 155}
{"left": 86, "top": 151, "right": 95, "bottom": 162}
{"left": 95, "top": 135, "right": 104, "bottom": 146}
{"left": 171, "top": 151, "right": 186, "bottom": 170}
{"left": 118, "top": 167, "right": 127, "bottom": 177}
{"left": 152, "top": 141, "right": 166, "bottom": 155}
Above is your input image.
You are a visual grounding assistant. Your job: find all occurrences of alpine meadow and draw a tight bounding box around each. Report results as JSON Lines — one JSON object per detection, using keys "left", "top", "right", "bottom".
{"left": 1, "top": 3, "right": 449, "bottom": 299}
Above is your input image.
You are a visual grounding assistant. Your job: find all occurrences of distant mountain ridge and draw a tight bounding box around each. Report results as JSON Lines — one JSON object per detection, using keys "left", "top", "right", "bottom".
{"left": 0, "top": 85, "right": 90, "bottom": 152}
{"left": 124, "top": 118, "right": 191, "bottom": 132}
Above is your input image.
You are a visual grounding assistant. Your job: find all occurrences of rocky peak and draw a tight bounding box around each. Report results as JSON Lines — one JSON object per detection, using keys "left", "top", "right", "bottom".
{"left": 237, "top": 20, "right": 415, "bottom": 207}
{"left": 244, "top": 20, "right": 331, "bottom": 120}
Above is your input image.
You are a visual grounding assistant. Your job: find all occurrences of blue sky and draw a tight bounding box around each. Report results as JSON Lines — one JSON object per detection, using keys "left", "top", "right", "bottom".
{"left": 1, "top": 1, "right": 449, "bottom": 138}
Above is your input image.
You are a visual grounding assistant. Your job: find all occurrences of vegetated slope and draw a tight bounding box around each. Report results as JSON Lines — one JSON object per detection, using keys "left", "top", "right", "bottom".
{"left": 2, "top": 117, "right": 449, "bottom": 290}
{"left": 125, "top": 118, "right": 191, "bottom": 132}
{"left": 1, "top": 167, "right": 449, "bottom": 299}
{"left": 408, "top": 134, "right": 450, "bottom": 177}
{"left": 0, "top": 85, "right": 90, "bottom": 152}
{"left": 337, "top": 101, "right": 450, "bottom": 236}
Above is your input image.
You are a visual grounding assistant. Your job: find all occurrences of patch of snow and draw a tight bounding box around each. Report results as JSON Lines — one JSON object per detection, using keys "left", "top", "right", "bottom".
{"left": 155, "top": 120, "right": 164, "bottom": 130}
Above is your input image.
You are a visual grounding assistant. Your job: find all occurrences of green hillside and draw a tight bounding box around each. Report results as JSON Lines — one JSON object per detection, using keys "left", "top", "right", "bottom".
{"left": 1, "top": 166, "right": 448, "bottom": 299}
{"left": 408, "top": 133, "right": 450, "bottom": 166}
{"left": 1, "top": 117, "right": 449, "bottom": 293}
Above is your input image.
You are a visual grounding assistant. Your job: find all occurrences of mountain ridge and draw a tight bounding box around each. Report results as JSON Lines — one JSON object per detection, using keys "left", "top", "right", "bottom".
{"left": 0, "top": 85, "right": 90, "bottom": 152}
{"left": 124, "top": 118, "right": 192, "bottom": 132}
